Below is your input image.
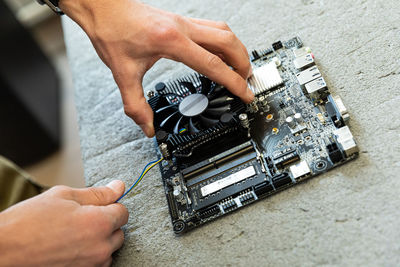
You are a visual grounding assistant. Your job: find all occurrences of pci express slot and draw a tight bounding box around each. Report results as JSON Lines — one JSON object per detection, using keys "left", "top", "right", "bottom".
{"left": 182, "top": 141, "right": 253, "bottom": 181}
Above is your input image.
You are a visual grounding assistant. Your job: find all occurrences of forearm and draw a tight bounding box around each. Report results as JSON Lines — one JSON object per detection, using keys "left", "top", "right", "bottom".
{"left": 58, "top": 0, "right": 252, "bottom": 137}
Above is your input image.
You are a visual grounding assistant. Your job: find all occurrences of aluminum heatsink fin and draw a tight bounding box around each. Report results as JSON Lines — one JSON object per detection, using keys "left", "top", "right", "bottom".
{"left": 248, "top": 61, "right": 283, "bottom": 95}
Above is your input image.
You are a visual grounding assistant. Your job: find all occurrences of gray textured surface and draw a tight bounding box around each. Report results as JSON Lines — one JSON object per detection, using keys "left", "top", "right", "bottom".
{"left": 62, "top": 0, "right": 400, "bottom": 266}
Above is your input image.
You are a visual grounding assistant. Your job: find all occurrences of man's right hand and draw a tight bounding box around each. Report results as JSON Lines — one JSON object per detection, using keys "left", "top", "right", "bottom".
{"left": 59, "top": 0, "right": 254, "bottom": 137}
{"left": 0, "top": 180, "right": 128, "bottom": 267}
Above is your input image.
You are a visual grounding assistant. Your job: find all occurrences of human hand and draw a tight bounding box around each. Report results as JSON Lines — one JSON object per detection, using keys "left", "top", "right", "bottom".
{"left": 59, "top": 0, "right": 254, "bottom": 137}
{"left": 0, "top": 180, "right": 128, "bottom": 267}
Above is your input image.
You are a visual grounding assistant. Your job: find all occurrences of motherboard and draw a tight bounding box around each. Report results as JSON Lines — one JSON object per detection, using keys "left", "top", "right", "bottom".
{"left": 147, "top": 37, "right": 358, "bottom": 234}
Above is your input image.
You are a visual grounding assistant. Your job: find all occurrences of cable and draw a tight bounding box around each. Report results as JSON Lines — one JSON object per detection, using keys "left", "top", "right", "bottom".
{"left": 116, "top": 157, "right": 163, "bottom": 202}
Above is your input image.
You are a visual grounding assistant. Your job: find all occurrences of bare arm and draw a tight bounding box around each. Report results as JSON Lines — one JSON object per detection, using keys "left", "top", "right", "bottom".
{"left": 59, "top": 0, "right": 254, "bottom": 137}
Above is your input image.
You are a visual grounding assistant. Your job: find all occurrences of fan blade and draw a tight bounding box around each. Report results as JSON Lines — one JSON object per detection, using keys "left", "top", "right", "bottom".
{"left": 160, "top": 110, "right": 179, "bottom": 128}
{"left": 208, "top": 95, "right": 234, "bottom": 107}
{"left": 199, "top": 115, "right": 219, "bottom": 127}
{"left": 155, "top": 104, "right": 178, "bottom": 113}
{"left": 173, "top": 116, "right": 184, "bottom": 135}
{"left": 180, "top": 81, "right": 197, "bottom": 94}
{"left": 189, "top": 118, "right": 200, "bottom": 134}
{"left": 205, "top": 105, "right": 231, "bottom": 118}
{"left": 199, "top": 76, "right": 212, "bottom": 95}
{"left": 207, "top": 85, "right": 224, "bottom": 96}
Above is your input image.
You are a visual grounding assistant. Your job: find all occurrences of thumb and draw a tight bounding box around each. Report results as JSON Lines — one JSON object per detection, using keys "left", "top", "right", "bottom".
{"left": 72, "top": 180, "right": 125, "bottom": 206}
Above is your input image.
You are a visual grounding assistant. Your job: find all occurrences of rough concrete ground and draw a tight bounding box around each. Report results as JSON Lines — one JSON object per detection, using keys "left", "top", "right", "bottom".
{"left": 63, "top": 0, "right": 400, "bottom": 266}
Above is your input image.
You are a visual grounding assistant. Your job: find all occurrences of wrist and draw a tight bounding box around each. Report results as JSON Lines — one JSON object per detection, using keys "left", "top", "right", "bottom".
{"left": 59, "top": 0, "right": 95, "bottom": 27}
{"left": 59, "top": 0, "right": 142, "bottom": 31}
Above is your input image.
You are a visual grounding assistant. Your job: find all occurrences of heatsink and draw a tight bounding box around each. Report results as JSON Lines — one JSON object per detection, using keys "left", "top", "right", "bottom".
{"left": 248, "top": 61, "right": 283, "bottom": 95}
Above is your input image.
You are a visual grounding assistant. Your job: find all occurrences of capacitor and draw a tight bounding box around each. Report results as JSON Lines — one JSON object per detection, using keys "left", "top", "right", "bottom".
{"left": 272, "top": 57, "right": 281, "bottom": 67}
{"left": 239, "top": 113, "right": 250, "bottom": 129}
{"left": 286, "top": 116, "right": 296, "bottom": 128}
{"left": 155, "top": 82, "right": 166, "bottom": 92}
{"left": 317, "top": 113, "right": 326, "bottom": 124}
{"left": 294, "top": 113, "right": 303, "bottom": 124}
{"left": 159, "top": 143, "right": 170, "bottom": 159}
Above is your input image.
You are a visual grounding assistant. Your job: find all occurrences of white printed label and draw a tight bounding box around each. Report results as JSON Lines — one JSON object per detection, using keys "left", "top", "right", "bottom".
{"left": 200, "top": 166, "right": 256, "bottom": 197}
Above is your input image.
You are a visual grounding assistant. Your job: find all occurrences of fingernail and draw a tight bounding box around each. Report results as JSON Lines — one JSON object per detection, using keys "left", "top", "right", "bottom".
{"left": 141, "top": 123, "right": 155, "bottom": 138}
{"left": 106, "top": 180, "right": 123, "bottom": 191}
{"left": 246, "top": 87, "right": 255, "bottom": 103}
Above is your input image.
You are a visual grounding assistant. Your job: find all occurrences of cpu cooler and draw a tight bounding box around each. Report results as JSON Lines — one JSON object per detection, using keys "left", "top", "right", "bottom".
{"left": 151, "top": 75, "right": 244, "bottom": 136}
{"left": 148, "top": 74, "right": 248, "bottom": 161}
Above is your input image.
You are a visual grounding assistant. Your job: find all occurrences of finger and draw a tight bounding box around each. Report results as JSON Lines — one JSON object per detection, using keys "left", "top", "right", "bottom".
{"left": 189, "top": 18, "right": 247, "bottom": 56}
{"left": 189, "top": 23, "right": 252, "bottom": 79}
{"left": 112, "top": 62, "right": 155, "bottom": 137}
{"left": 188, "top": 18, "right": 232, "bottom": 31}
{"left": 101, "top": 203, "right": 129, "bottom": 231}
{"left": 172, "top": 39, "right": 254, "bottom": 103}
{"left": 122, "top": 86, "right": 155, "bottom": 138}
{"left": 188, "top": 19, "right": 249, "bottom": 68}
{"left": 109, "top": 229, "right": 125, "bottom": 253}
{"left": 72, "top": 180, "right": 125, "bottom": 206}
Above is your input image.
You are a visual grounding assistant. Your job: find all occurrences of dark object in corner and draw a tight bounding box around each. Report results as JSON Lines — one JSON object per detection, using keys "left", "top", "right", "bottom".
{"left": 0, "top": 2, "right": 60, "bottom": 166}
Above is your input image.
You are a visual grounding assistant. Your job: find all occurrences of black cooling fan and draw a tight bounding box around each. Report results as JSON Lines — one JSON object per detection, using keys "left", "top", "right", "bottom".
{"left": 154, "top": 77, "right": 237, "bottom": 135}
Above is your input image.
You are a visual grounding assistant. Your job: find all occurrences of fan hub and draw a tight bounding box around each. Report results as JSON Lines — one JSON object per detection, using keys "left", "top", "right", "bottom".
{"left": 179, "top": 94, "right": 209, "bottom": 117}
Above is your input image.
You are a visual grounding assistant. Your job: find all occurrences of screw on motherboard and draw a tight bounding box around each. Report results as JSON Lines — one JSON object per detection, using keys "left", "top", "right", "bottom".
{"left": 239, "top": 113, "right": 250, "bottom": 129}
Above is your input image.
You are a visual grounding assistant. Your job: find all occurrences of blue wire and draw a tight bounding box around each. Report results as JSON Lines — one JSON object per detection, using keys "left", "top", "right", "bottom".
{"left": 116, "top": 158, "right": 161, "bottom": 202}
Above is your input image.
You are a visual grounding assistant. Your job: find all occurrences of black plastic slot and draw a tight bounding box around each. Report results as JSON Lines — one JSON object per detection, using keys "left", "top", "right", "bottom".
{"left": 167, "top": 191, "right": 179, "bottom": 220}
{"left": 273, "top": 149, "right": 300, "bottom": 168}
{"left": 182, "top": 142, "right": 253, "bottom": 180}
{"left": 272, "top": 173, "right": 292, "bottom": 188}
{"left": 198, "top": 205, "right": 220, "bottom": 219}
{"left": 327, "top": 143, "right": 343, "bottom": 164}
{"left": 326, "top": 95, "right": 344, "bottom": 128}
{"left": 254, "top": 181, "right": 274, "bottom": 197}
{"left": 191, "top": 162, "right": 265, "bottom": 211}
{"left": 186, "top": 151, "right": 256, "bottom": 187}
{"left": 272, "top": 41, "right": 283, "bottom": 50}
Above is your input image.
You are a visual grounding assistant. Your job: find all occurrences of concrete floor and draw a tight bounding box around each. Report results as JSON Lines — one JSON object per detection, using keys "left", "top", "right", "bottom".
{"left": 63, "top": 0, "right": 400, "bottom": 266}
